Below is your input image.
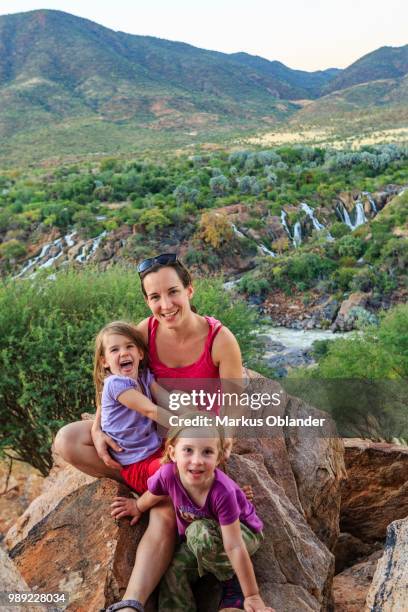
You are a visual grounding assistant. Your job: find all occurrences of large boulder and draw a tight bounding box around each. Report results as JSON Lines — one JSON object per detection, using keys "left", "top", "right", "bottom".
{"left": 340, "top": 439, "right": 408, "bottom": 543}
{"left": 5, "top": 454, "right": 95, "bottom": 550}
{"left": 237, "top": 374, "right": 346, "bottom": 552}
{"left": 332, "top": 550, "right": 383, "bottom": 612}
{"left": 365, "top": 517, "right": 408, "bottom": 611}
{"left": 0, "top": 545, "right": 46, "bottom": 612}
{"left": 8, "top": 455, "right": 334, "bottom": 612}
{"left": 8, "top": 478, "right": 145, "bottom": 612}
{"left": 0, "top": 460, "right": 44, "bottom": 537}
{"left": 284, "top": 396, "right": 346, "bottom": 552}
{"left": 227, "top": 453, "right": 334, "bottom": 611}
{"left": 331, "top": 292, "right": 370, "bottom": 332}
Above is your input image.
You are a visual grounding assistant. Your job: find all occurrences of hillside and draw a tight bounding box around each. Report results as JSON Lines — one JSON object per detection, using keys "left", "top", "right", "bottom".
{"left": 0, "top": 9, "right": 322, "bottom": 140}
{"left": 292, "top": 75, "right": 408, "bottom": 130}
{"left": 0, "top": 9, "right": 407, "bottom": 163}
{"left": 323, "top": 45, "right": 408, "bottom": 94}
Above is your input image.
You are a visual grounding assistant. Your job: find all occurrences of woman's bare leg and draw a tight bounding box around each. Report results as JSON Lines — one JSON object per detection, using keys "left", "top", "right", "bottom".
{"left": 122, "top": 500, "right": 177, "bottom": 607}
{"left": 54, "top": 420, "right": 124, "bottom": 481}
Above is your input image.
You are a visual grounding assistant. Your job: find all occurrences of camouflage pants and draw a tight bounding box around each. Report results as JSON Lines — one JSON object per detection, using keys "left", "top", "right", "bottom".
{"left": 158, "top": 518, "right": 263, "bottom": 612}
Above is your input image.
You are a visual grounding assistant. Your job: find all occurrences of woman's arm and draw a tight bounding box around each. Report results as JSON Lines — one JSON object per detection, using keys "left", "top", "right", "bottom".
{"left": 220, "top": 521, "right": 273, "bottom": 612}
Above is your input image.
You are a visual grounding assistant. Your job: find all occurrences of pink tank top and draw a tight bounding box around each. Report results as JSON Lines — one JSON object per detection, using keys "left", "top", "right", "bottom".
{"left": 148, "top": 315, "right": 222, "bottom": 380}
{"left": 148, "top": 317, "right": 222, "bottom": 414}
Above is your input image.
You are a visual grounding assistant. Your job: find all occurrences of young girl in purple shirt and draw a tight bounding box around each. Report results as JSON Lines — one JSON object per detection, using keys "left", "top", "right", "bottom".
{"left": 112, "top": 416, "right": 274, "bottom": 612}
{"left": 94, "top": 320, "right": 180, "bottom": 494}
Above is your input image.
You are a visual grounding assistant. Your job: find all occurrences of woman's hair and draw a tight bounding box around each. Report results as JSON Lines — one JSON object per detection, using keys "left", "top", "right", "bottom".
{"left": 139, "top": 259, "right": 197, "bottom": 313}
{"left": 93, "top": 320, "right": 148, "bottom": 411}
{"left": 161, "top": 412, "right": 225, "bottom": 465}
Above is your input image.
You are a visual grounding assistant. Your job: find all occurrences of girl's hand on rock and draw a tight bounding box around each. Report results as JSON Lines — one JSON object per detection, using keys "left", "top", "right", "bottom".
{"left": 244, "top": 594, "right": 275, "bottom": 612}
{"left": 92, "top": 430, "right": 123, "bottom": 469}
{"left": 242, "top": 484, "right": 254, "bottom": 502}
{"left": 111, "top": 496, "right": 142, "bottom": 525}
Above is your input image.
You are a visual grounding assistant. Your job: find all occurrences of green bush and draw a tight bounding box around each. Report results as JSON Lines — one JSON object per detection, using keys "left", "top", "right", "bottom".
{"left": 288, "top": 305, "right": 408, "bottom": 441}
{"left": 0, "top": 268, "right": 266, "bottom": 473}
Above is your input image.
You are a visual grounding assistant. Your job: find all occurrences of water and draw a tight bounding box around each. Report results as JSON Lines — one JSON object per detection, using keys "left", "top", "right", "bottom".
{"left": 263, "top": 326, "right": 351, "bottom": 351}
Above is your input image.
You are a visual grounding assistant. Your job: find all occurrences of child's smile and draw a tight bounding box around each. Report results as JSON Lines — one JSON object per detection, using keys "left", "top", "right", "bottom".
{"left": 102, "top": 333, "right": 144, "bottom": 380}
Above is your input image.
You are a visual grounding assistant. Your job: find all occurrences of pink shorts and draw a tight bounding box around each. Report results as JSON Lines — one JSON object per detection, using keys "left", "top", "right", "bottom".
{"left": 120, "top": 446, "right": 163, "bottom": 494}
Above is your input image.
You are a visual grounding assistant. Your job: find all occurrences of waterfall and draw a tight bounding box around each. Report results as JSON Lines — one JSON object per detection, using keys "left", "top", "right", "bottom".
{"left": 362, "top": 192, "right": 377, "bottom": 215}
{"left": 280, "top": 210, "right": 291, "bottom": 238}
{"left": 231, "top": 223, "right": 246, "bottom": 239}
{"left": 354, "top": 201, "right": 367, "bottom": 228}
{"left": 293, "top": 222, "right": 302, "bottom": 247}
{"left": 337, "top": 200, "right": 367, "bottom": 230}
{"left": 64, "top": 231, "right": 77, "bottom": 247}
{"left": 300, "top": 202, "right": 325, "bottom": 231}
{"left": 258, "top": 244, "right": 276, "bottom": 257}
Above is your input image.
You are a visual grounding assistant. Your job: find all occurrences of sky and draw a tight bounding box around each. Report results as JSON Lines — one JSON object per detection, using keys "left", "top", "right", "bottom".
{"left": 0, "top": 0, "right": 407, "bottom": 71}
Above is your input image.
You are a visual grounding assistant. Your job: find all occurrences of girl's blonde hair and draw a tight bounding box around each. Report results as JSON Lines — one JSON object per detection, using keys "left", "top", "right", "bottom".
{"left": 161, "top": 412, "right": 226, "bottom": 466}
{"left": 93, "top": 320, "right": 147, "bottom": 411}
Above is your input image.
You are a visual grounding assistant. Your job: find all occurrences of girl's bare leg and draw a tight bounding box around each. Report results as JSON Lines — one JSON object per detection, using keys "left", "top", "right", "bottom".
{"left": 122, "top": 500, "right": 176, "bottom": 607}
{"left": 54, "top": 420, "right": 124, "bottom": 481}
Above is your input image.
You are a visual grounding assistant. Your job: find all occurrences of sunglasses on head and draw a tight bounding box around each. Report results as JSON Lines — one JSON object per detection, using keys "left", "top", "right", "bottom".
{"left": 137, "top": 253, "right": 179, "bottom": 275}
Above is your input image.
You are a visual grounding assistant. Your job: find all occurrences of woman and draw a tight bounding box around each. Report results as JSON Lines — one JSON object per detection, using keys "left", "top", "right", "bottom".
{"left": 54, "top": 254, "right": 245, "bottom": 612}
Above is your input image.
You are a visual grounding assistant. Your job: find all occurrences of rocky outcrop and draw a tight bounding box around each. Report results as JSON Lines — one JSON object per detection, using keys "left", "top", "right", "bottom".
{"left": 340, "top": 439, "right": 408, "bottom": 543}
{"left": 331, "top": 292, "right": 370, "bottom": 332}
{"left": 0, "top": 460, "right": 44, "bottom": 537}
{"left": 334, "top": 532, "right": 381, "bottom": 574}
{"left": 5, "top": 454, "right": 95, "bottom": 549}
{"left": 332, "top": 550, "right": 383, "bottom": 612}
{"left": 8, "top": 479, "right": 144, "bottom": 612}
{"left": 365, "top": 517, "right": 408, "bottom": 611}
{"left": 0, "top": 545, "right": 46, "bottom": 612}
{"left": 284, "top": 396, "right": 346, "bottom": 552}
{"left": 7, "top": 454, "right": 335, "bottom": 612}
{"left": 228, "top": 453, "right": 334, "bottom": 611}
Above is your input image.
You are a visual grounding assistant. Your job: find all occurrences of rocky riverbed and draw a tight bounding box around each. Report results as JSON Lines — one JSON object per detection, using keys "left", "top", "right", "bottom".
{"left": 260, "top": 326, "right": 351, "bottom": 376}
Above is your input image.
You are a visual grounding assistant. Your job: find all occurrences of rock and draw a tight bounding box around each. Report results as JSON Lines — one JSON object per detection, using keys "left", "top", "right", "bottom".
{"left": 334, "top": 532, "right": 381, "bottom": 574}
{"left": 284, "top": 396, "right": 346, "bottom": 552}
{"left": 227, "top": 454, "right": 334, "bottom": 611}
{"left": 331, "top": 292, "right": 370, "bottom": 332}
{"left": 5, "top": 454, "right": 95, "bottom": 549}
{"left": 332, "top": 550, "right": 383, "bottom": 612}
{"left": 0, "top": 545, "right": 46, "bottom": 612}
{"left": 0, "top": 460, "right": 44, "bottom": 538}
{"left": 365, "top": 518, "right": 408, "bottom": 611}
{"left": 340, "top": 439, "right": 408, "bottom": 543}
{"left": 8, "top": 479, "right": 145, "bottom": 612}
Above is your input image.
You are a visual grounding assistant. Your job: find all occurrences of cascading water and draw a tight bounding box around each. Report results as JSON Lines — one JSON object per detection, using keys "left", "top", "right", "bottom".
{"left": 293, "top": 222, "right": 302, "bottom": 247}
{"left": 336, "top": 201, "right": 366, "bottom": 230}
{"left": 299, "top": 202, "right": 325, "bottom": 231}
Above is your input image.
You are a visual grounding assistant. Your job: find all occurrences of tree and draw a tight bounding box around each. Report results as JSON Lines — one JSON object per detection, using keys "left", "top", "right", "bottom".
{"left": 199, "top": 212, "right": 233, "bottom": 249}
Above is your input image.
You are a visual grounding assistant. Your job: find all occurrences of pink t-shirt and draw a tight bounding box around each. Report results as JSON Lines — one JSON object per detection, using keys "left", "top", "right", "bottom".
{"left": 147, "top": 462, "right": 263, "bottom": 537}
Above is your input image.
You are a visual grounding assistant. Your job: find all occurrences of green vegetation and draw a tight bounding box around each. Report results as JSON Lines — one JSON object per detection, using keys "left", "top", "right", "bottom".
{"left": 0, "top": 268, "right": 266, "bottom": 474}
{"left": 1, "top": 143, "right": 407, "bottom": 308}
{"left": 286, "top": 305, "right": 408, "bottom": 441}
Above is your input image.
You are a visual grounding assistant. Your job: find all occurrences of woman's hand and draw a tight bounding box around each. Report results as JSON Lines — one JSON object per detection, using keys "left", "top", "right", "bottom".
{"left": 91, "top": 429, "right": 123, "bottom": 469}
{"left": 111, "top": 496, "right": 143, "bottom": 526}
{"left": 244, "top": 594, "right": 275, "bottom": 611}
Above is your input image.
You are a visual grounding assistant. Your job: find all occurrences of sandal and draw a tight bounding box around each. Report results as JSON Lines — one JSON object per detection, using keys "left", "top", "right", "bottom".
{"left": 102, "top": 600, "right": 144, "bottom": 612}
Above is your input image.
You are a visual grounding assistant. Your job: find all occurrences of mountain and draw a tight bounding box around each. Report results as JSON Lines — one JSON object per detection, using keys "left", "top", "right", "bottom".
{"left": 0, "top": 9, "right": 406, "bottom": 163}
{"left": 323, "top": 45, "right": 408, "bottom": 94}
{"left": 0, "top": 8, "right": 325, "bottom": 140}
{"left": 230, "top": 53, "right": 340, "bottom": 98}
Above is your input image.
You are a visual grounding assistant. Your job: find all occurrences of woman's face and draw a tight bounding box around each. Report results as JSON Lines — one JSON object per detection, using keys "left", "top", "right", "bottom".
{"left": 143, "top": 266, "right": 194, "bottom": 328}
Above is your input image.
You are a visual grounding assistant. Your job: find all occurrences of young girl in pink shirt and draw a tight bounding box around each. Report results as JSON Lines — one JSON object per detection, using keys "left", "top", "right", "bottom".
{"left": 112, "top": 417, "right": 274, "bottom": 612}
